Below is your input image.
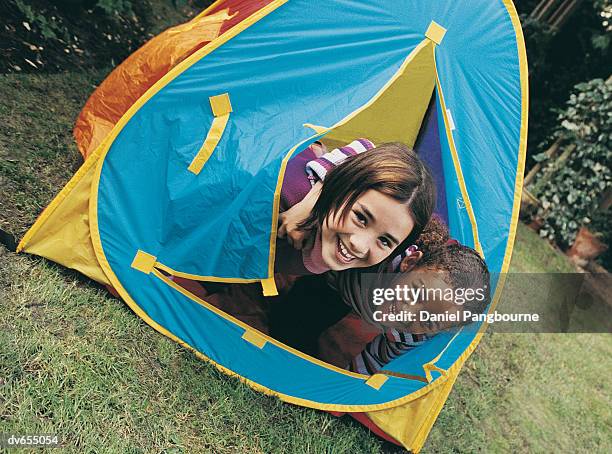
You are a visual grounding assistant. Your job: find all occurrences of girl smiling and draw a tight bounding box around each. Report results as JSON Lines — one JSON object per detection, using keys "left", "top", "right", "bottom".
{"left": 276, "top": 141, "right": 435, "bottom": 275}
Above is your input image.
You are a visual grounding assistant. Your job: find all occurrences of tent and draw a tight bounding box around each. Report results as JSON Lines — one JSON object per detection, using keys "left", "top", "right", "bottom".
{"left": 17, "top": 0, "right": 528, "bottom": 451}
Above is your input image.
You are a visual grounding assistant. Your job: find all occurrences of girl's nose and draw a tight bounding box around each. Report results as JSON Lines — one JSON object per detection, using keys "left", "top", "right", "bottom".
{"left": 348, "top": 233, "right": 371, "bottom": 259}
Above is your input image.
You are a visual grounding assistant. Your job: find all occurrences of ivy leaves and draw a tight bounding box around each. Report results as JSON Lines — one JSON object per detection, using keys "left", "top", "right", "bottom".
{"left": 531, "top": 78, "right": 612, "bottom": 246}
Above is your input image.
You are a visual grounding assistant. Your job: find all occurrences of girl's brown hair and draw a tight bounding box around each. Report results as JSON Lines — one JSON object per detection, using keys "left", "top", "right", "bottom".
{"left": 300, "top": 142, "right": 436, "bottom": 255}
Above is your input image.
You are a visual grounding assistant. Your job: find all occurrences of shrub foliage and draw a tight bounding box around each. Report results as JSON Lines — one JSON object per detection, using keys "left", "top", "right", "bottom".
{"left": 1, "top": 0, "right": 206, "bottom": 72}
{"left": 531, "top": 78, "right": 611, "bottom": 247}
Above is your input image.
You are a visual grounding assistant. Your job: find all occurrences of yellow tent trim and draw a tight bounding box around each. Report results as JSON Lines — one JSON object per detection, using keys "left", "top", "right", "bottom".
{"left": 434, "top": 56, "right": 484, "bottom": 258}
{"left": 267, "top": 129, "right": 328, "bottom": 278}
{"left": 154, "top": 261, "right": 261, "bottom": 283}
{"left": 497, "top": 0, "right": 530, "bottom": 300}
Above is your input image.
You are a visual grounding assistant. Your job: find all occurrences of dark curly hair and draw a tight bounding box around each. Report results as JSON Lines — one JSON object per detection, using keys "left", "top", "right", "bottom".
{"left": 417, "top": 243, "right": 490, "bottom": 316}
{"left": 414, "top": 214, "right": 450, "bottom": 252}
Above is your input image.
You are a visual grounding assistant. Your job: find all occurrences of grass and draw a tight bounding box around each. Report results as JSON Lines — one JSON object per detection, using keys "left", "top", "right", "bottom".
{"left": 1, "top": 43, "right": 610, "bottom": 454}
{"left": 0, "top": 250, "right": 383, "bottom": 453}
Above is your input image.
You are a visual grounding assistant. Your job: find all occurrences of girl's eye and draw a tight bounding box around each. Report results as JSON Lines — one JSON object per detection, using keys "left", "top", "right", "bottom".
{"left": 354, "top": 211, "right": 367, "bottom": 226}
{"left": 379, "top": 237, "right": 391, "bottom": 248}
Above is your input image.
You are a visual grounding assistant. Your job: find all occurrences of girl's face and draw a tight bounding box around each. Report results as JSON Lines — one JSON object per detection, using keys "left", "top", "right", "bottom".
{"left": 320, "top": 189, "right": 415, "bottom": 271}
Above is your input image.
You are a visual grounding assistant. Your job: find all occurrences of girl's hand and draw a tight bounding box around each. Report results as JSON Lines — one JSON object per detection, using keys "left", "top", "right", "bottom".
{"left": 278, "top": 181, "right": 322, "bottom": 250}
{"left": 310, "top": 141, "right": 327, "bottom": 158}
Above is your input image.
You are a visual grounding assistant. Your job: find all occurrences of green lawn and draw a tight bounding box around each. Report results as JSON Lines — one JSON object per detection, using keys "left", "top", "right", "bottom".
{"left": 1, "top": 70, "right": 610, "bottom": 452}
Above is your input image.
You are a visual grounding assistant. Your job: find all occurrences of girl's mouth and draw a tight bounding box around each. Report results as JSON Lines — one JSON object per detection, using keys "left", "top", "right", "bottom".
{"left": 335, "top": 236, "right": 357, "bottom": 264}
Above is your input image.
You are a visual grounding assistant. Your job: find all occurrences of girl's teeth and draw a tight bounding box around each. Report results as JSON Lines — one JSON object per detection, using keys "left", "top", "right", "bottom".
{"left": 339, "top": 240, "right": 355, "bottom": 260}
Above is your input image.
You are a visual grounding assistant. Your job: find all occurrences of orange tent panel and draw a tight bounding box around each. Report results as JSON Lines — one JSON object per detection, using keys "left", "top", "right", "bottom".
{"left": 74, "top": 0, "right": 275, "bottom": 158}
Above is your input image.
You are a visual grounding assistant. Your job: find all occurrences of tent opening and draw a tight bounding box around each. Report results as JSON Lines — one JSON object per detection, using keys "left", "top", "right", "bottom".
{"left": 170, "top": 54, "right": 454, "bottom": 372}
{"left": 317, "top": 37, "right": 448, "bottom": 222}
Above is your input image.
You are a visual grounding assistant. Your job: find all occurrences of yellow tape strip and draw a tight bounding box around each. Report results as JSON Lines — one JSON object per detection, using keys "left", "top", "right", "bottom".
{"left": 210, "top": 92, "right": 233, "bottom": 116}
{"left": 242, "top": 329, "right": 268, "bottom": 349}
{"left": 365, "top": 374, "right": 389, "bottom": 390}
{"left": 425, "top": 21, "right": 446, "bottom": 45}
{"left": 423, "top": 363, "right": 448, "bottom": 383}
{"left": 131, "top": 250, "right": 157, "bottom": 274}
{"left": 261, "top": 277, "right": 278, "bottom": 296}
{"left": 188, "top": 93, "right": 232, "bottom": 175}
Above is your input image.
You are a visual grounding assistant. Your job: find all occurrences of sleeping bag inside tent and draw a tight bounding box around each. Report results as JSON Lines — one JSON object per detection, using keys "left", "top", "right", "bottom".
{"left": 17, "top": 0, "right": 528, "bottom": 451}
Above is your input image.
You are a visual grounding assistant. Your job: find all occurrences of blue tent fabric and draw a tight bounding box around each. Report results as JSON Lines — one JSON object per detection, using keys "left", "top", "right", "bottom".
{"left": 90, "top": 0, "right": 527, "bottom": 408}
